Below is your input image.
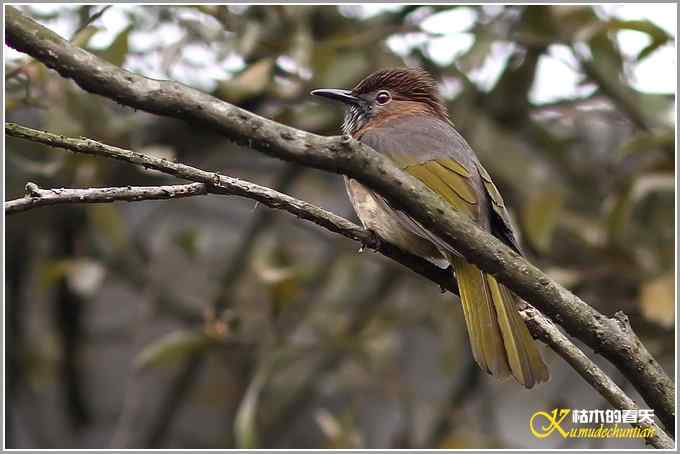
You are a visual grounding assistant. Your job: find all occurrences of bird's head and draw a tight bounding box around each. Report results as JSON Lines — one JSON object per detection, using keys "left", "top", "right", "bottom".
{"left": 312, "top": 67, "right": 449, "bottom": 136}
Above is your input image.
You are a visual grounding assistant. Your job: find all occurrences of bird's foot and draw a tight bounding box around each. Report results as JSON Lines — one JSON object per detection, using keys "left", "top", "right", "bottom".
{"left": 359, "top": 230, "right": 381, "bottom": 253}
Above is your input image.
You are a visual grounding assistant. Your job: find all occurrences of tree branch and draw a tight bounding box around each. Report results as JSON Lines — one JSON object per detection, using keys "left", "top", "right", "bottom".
{"left": 5, "top": 123, "right": 457, "bottom": 298}
{"left": 6, "top": 124, "right": 673, "bottom": 447}
{"left": 575, "top": 54, "right": 656, "bottom": 132}
{"left": 5, "top": 182, "right": 207, "bottom": 214}
{"left": 522, "top": 307, "right": 674, "bottom": 449}
{"left": 5, "top": 6, "right": 674, "bottom": 435}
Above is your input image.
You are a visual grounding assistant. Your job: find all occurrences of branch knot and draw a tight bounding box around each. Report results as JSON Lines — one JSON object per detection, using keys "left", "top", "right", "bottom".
{"left": 25, "top": 181, "right": 41, "bottom": 197}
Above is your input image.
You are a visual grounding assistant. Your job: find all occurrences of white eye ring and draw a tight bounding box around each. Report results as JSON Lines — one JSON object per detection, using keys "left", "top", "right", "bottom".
{"left": 375, "top": 90, "right": 391, "bottom": 105}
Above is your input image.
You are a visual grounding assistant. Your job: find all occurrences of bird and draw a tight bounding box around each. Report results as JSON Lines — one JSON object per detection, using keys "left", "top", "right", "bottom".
{"left": 312, "top": 67, "right": 549, "bottom": 388}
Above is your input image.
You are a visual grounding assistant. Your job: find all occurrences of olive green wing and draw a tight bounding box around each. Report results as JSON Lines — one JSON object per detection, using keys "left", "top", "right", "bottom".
{"left": 405, "top": 161, "right": 546, "bottom": 385}
{"left": 404, "top": 159, "right": 480, "bottom": 219}
{"left": 376, "top": 158, "right": 482, "bottom": 256}
{"left": 359, "top": 115, "right": 523, "bottom": 255}
{"left": 358, "top": 117, "right": 486, "bottom": 255}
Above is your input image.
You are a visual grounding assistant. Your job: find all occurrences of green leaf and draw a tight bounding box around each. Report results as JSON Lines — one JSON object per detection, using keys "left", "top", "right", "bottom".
{"left": 606, "top": 19, "right": 671, "bottom": 62}
{"left": 637, "top": 93, "right": 675, "bottom": 127}
{"left": 639, "top": 272, "right": 674, "bottom": 328}
{"left": 63, "top": 84, "right": 107, "bottom": 133}
{"left": 71, "top": 25, "right": 102, "bottom": 48}
{"left": 216, "top": 58, "right": 274, "bottom": 103}
{"left": 174, "top": 228, "right": 201, "bottom": 259}
{"left": 608, "top": 19, "right": 671, "bottom": 42}
{"left": 252, "top": 242, "right": 305, "bottom": 318}
{"left": 518, "top": 5, "right": 557, "bottom": 42}
{"left": 551, "top": 6, "right": 597, "bottom": 39}
{"left": 39, "top": 259, "right": 75, "bottom": 290}
{"left": 637, "top": 41, "right": 663, "bottom": 61}
{"left": 98, "top": 25, "right": 132, "bottom": 67}
{"left": 588, "top": 29, "right": 623, "bottom": 78}
{"left": 605, "top": 183, "right": 633, "bottom": 246}
{"left": 134, "top": 330, "right": 214, "bottom": 370}
{"left": 617, "top": 128, "right": 674, "bottom": 159}
{"left": 631, "top": 173, "right": 675, "bottom": 203}
{"left": 234, "top": 363, "right": 272, "bottom": 449}
{"left": 521, "top": 189, "right": 564, "bottom": 253}
{"left": 38, "top": 258, "right": 105, "bottom": 297}
{"left": 88, "top": 205, "right": 128, "bottom": 249}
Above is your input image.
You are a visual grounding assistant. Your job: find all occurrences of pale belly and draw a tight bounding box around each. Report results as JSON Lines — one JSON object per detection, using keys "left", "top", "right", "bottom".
{"left": 345, "top": 177, "right": 444, "bottom": 262}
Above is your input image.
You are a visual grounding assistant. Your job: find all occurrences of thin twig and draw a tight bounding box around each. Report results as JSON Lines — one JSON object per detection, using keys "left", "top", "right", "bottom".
{"left": 574, "top": 51, "right": 656, "bottom": 131}
{"left": 5, "top": 123, "right": 457, "bottom": 298}
{"left": 74, "top": 5, "right": 112, "bottom": 35}
{"left": 6, "top": 182, "right": 208, "bottom": 214}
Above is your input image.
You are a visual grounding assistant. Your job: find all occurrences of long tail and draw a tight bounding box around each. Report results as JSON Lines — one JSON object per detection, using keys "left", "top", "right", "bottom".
{"left": 448, "top": 254, "right": 549, "bottom": 388}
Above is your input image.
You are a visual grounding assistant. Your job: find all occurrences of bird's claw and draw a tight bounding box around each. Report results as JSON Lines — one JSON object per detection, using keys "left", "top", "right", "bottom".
{"left": 359, "top": 230, "right": 381, "bottom": 253}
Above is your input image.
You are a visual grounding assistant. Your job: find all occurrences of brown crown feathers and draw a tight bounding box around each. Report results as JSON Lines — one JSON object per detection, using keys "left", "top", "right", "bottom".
{"left": 351, "top": 67, "right": 449, "bottom": 121}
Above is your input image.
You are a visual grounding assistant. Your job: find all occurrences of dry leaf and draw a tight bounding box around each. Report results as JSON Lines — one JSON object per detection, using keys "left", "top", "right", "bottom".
{"left": 639, "top": 273, "right": 674, "bottom": 328}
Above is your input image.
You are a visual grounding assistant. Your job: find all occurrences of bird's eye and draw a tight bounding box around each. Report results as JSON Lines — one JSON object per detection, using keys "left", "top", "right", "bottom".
{"left": 375, "top": 90, "right": 391, "bottom": 105}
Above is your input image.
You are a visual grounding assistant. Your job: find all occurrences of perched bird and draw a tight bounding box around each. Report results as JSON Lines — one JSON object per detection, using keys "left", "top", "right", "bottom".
{"left": 312, "top": 68, "right": 549, "bottom": 388}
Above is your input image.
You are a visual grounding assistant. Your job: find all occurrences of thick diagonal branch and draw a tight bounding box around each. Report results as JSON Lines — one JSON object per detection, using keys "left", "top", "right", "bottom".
{"left": 5, "top": 7, "right": 674, "bottom": 433}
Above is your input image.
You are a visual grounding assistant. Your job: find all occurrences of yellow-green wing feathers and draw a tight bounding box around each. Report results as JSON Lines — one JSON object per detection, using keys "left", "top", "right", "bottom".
{"left": 436, "top": 158, "right": 472, "bottom": 178}
{"left": 449, "top": 252, "right": 549, "bottom": 388}
{"left": 476, "top": 163, "right": 502, "bottom": 205}
{"left": 449, "top": 254, "right": 510, "bottom": 378}
{"left": 371, "top": 148, "right": 547, "bottom": 387}
{"left": 475, "top": 161, "right": 523, "bottom": 253}
{"left": 486, "top": 275, "right": 550, "bottom": 387}
{"left": 403, "top": 159, "right": 478, "bottom": 218}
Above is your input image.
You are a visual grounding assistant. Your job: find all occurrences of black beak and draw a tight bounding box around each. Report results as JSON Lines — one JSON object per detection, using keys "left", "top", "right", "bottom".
{"left": 311, "top": 88, "right": 360, "bottom": 105}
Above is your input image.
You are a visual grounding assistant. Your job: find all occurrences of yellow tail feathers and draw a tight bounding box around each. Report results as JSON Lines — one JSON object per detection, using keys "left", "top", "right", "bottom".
{"left": 449, "top": 255, "right": 549, "bottom": 388}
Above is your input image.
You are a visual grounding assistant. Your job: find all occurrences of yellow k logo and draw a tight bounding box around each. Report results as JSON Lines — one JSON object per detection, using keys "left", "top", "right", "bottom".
{"left": 530, "top": 409, "right": 571, "bottom": 439}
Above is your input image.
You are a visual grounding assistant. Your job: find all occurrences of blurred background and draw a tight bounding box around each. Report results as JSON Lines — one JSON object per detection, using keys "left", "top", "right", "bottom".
{"left": 4, "top": 4, "right": 675, "bottom": 449}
